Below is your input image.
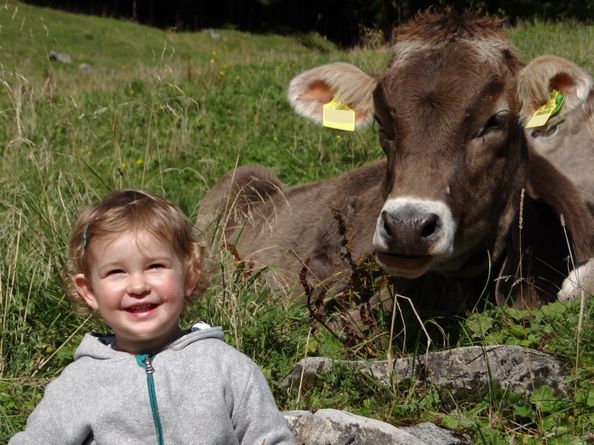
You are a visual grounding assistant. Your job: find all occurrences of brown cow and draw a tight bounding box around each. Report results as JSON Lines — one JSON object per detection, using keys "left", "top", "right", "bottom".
{"left": 518, "top": 55, "right": 594, "bottom": 300}
{"left": 196, "top": 11, "right": 594, "bottom": 310}
{"left": 518, "top": 55, "right": 594, "bottom": 213}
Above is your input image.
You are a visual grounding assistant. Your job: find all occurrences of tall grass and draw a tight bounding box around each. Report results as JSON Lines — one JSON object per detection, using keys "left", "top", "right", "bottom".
{"left": 1, "top": 1, "right": 593, "bottom": 442}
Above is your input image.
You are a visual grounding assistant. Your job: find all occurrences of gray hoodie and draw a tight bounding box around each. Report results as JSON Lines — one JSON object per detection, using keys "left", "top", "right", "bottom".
{"left": 10, "top": 325, "right": 295, "bottom": 445}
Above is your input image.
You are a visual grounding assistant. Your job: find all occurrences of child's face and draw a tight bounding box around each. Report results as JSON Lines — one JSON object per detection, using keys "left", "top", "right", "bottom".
{"left": 74, "top": 230, "right": 194, "bottom": 353}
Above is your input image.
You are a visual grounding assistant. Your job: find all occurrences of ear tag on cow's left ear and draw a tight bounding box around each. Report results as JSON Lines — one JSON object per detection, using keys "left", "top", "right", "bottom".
{"left": 525, "top": 89, "right": 565, "bottom": 129}
{"left": 323, "top": 97, "right": 356, "bottom": 131}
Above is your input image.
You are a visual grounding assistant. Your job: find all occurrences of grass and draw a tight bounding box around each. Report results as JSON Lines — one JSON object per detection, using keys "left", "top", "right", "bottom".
{"left": 1, "top": 1, "right": 594, "bottom": 442}
{"left": 509, "top": 19, "right": 594, "bottom": 70}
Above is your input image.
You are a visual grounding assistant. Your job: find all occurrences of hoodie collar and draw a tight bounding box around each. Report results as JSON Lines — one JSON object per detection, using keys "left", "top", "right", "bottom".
{"left": 74, "top": 325, "right": 225, "bottom": 361}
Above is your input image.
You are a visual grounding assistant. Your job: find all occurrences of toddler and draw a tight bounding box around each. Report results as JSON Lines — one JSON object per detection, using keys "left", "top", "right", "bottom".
{"left": 10, "top": 189, "right": 295, "bottom": 445}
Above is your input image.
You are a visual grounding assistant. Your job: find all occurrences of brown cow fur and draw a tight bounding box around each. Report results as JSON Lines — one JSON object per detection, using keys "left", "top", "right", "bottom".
{"left": 196, "top": 162, "right": 386, "bottom": 297}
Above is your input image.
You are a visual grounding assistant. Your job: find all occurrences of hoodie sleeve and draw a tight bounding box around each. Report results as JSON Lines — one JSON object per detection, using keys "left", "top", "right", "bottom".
{"left": 232, "top": 360, "right": 295, "bottom": 445}
{"left": 9, "top": 368, "right": 93, "bottom": 445}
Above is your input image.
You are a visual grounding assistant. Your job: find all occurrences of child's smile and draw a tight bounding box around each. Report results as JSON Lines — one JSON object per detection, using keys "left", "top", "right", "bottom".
{"left": 125, "top": 303, "right": 159, "bottom": 314}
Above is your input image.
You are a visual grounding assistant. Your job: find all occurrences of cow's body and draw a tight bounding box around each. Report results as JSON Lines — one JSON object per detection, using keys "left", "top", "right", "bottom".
{"left": 197, "top": 11, "right": 594, "bottom": 308}
{"left": 196, "top": 161, "right": 385, "bottom": 295}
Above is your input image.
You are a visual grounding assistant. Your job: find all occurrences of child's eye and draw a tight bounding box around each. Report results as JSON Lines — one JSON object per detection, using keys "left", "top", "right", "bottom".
{"left": 106, "top": 269, "right": 124, "bottom": 276}
{"left": 148, "top": 263, "right": 164, "bottom": 270}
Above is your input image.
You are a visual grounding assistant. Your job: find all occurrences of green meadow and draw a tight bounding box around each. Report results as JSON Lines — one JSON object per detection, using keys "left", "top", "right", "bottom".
{"left": 1, "top": 1, "right": 594, "bottom": 442}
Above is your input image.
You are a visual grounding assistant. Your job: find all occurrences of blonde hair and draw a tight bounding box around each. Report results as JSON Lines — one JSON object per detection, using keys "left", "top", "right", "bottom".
{"left": 66, "top": 189, "right": 207, "bottom": 315}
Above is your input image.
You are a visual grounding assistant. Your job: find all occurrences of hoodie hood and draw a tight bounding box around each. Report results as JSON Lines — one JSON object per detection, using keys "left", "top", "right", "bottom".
{"left": 74, "top": 324, "right": 225, "bottom": 361}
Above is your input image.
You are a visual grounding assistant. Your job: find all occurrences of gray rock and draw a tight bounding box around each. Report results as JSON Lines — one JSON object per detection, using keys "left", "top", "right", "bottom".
{"left": 420, "top": 345, "right": 567, "bottom": 399}
{"left": 283, "top": 409, "right": 469, "bottom": 445}
{"left": 282, "top": 345, "right": 567, "bottom": 400}
{"left": 402, "top": 422, "right": 469, "bottom": 444}
{"left": 48, "top": 51, "right": 72, "bottom": 64}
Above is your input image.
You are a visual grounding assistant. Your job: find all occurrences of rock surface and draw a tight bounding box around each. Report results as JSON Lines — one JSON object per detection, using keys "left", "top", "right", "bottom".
{"left": 284, "top": 409, "right": 470, "bottom": 445}
{"left": 281, "top": 345, "right": 567, "bottom": 400}
{"left": 48, "top": 51, "right": 72, "bottom": 64}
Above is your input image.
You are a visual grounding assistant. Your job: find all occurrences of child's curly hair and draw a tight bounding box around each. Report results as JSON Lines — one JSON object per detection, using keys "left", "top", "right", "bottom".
{"left": 65, "top": 189, "right": 208, "bottom": 316}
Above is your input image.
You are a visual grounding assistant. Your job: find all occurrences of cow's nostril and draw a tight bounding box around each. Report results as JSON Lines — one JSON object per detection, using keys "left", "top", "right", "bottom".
{"left": 420, "top": 214, "right": 439, "bottom": 238}
{"left": 382, "top": 211, "right": 393, "bottom": 237}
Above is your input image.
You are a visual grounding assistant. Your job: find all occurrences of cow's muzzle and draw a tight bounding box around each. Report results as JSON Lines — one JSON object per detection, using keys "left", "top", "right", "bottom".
{"left": 373, "top": 197, "right": 456, "bottom": 277}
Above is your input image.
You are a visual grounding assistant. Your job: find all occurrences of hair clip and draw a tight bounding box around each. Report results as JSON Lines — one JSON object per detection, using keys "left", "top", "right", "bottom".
{"left": 82, "top": 224, "right": 90, "bottom": 249}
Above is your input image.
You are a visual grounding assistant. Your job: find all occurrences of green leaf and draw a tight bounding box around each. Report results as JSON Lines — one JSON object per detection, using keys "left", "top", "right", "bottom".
{"left": 530, "top": 385, "right": 562, "bottom": 414}
{"left": 420, "top": 388, "right": 440, "bottom": 410}
{"left": 306, "top": 337, "right": 319, "bottom": 355}
{"left": 442, "top": 414, "right": 475, "bottom": 431}
{"left": 513, "top": 403, "right": 535, "bottom": 418}
{"left": 466, "top": 313, "right": 494, "bottom": 337}
{"left": 485, "top": 332, "right": 507, "bottom": 344}
{"left": 510, "top": 324, "right": 528, "bottom": 338}
{"left": 506, "top": 307, "right": 529, "bottom": 321}
{"left": 540, "top": 302, "right": 568, "bottom": 317}
{"left": 318, "top": 336, "right": 344, "bottom": 358}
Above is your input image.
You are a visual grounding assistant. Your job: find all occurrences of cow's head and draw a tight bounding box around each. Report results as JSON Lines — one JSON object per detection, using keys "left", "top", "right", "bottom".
{"left": 288, "top": 11, "right": 528, "bottom": 279}
{"left": 518, "top": 55, "right": 594, "bottom": 213}
{"left": 518, "top": 55, "right": 593, "bottom": 154}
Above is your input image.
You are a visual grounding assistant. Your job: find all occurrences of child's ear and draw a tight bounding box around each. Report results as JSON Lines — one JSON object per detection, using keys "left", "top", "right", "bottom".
{"left": 73, "top": 274, "right": 99, "bottom": 310}
{"left": 184, "top": 274, "right": 196, "bottom": 298}
{"left": 184, "top": 254, "right": 201, "bottom": 298}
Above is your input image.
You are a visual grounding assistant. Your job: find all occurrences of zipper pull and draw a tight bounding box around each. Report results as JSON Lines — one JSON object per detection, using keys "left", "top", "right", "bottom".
{"left": 135, "top": 353, "right": 155, "bottom": 373}
{"left": 144, "top": 355, "right": 155, "bottom": 374}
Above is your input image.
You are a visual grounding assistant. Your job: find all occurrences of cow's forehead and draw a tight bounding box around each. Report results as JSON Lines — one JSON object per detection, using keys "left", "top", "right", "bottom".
{"left": 378, "top": 40, "right": 515, "bottom": 113}
{"left": 379, "top": 10, "right": 520, "bottom": 110}
{"left": 389, "top": 37, "right": 514, "bottom": 72}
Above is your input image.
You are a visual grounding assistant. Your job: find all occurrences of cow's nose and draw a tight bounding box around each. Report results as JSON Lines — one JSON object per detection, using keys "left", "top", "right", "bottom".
{"left": 374, "top": 198, "right": 456, "bottom": 259}
{"left": 381, "top": 210, "right": 442, "bottom": 254}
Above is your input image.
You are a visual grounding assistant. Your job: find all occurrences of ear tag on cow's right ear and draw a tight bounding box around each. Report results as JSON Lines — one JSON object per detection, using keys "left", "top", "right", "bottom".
{"left": 323, "top": 97, "right": 356, "bottom": 131}
{"left": 525, "top": 89, "right": 565, "bottom": 129}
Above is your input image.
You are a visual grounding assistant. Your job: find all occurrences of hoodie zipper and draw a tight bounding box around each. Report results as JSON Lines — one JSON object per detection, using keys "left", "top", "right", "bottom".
{"left": 136, "top": 354, "right": 164, "bottom": 445}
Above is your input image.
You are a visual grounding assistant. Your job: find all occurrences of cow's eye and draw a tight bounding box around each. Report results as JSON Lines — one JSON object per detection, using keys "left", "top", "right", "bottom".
{"left": 379, "top": 126, "right": 393, "bottom": 141}
{"left": 375, "top": 114, "right": 395, "bottom": 142}
{"left": 477, "top": 111, "right": 508, "bottom": 138}
{"left": 530, "top": 122, "right": 560, "bottom": 139}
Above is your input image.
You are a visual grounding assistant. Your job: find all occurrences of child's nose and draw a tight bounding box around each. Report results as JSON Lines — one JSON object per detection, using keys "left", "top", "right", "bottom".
{"left": 128, "top": 273, "right": 149, "bottom": 295}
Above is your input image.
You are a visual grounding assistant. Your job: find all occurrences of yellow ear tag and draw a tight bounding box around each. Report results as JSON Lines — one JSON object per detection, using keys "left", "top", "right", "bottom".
{"left": 323, "top": 97, "right": 355, "bottom": 132}
{"left": 525, "top": 89, "right": 565, "bottom": 129}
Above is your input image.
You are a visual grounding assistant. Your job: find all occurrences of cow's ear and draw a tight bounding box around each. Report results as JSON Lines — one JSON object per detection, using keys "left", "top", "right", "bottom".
{"left": 288, "top": 62, "right": 377, "bottom": 129}
{"left": 518, "top": 55, "right": 593, "bottom": 122}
